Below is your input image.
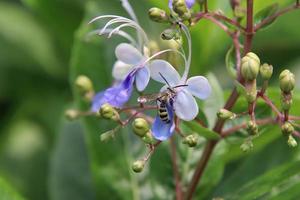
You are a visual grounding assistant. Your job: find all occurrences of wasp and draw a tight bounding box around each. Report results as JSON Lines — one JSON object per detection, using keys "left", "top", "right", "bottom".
{"left": 138, "top": 73, "right": 187, "bottom": 124}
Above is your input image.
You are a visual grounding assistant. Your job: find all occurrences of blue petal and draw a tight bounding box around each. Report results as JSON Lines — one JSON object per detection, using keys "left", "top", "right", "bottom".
{"left": 151, "top": 103, "right": 175, "bottom": 141}
{"left": 169, "top": 0, "right": 195, "bottom": 9}
{"left": 91, "top": 72, "right": 135, "bottom": 112}
{"left": 135, "top": 67, "right": 150, "bottom": 92}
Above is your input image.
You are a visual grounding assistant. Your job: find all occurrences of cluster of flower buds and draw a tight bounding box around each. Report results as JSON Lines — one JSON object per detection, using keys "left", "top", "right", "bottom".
{"left": 279, "top": 70, "right": 295, "bottom": 111}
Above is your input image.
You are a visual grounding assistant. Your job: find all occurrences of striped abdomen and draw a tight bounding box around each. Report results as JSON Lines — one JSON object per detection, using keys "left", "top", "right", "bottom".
{"left": 158, "top": 101, "right": 171, "bottom": 124}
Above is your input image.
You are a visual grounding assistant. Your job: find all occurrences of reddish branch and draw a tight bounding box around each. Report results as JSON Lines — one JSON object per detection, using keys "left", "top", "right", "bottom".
{"left": 170, "top": 138, "right": 183, "bottom": 200}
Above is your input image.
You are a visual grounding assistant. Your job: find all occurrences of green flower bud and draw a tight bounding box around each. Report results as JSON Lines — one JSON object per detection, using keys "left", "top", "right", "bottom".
{"left": 217, "top": 109, "right": 236, "bottom": 120}
{"left": 172, "top": 0, "right": 191, "bottom": 19}
{"left": 279, "top": 70, "right": 295, "bottom": 93}
{"left": 287, "top": 135, "right": 297, "bottom": 148}
{"left": 132, "top": 160, "right": 145, "bottom": 173}
{"left": 148, "top": 7, "right": 169, "bottom": 23}
{"left": 182, "top": 134, "right": 199, "bottom": 147}
{"left": 281, "top": 94, "right": 293, "bottom": 111}
{"left": 75, "top": 75, "right": 94, "bottom": 93}
{"left": 132, "top": 118, "right": 149, "bottom": 137}
{"left": 260, "top": 63, "right": 273, "bottom": 80}
{"left": 241, "top": 52, "right": 260, "bottom": 81}
{"left": 245, "top": 82, "right": 257, "bottom": 103}
{"left": 65, "top": 109, "right": 80, "bottom": 120}
{"left": 240, "top": 140, "right": 253, "bottom": 152}
{"left": 142, "top": 131, "right": 155, "bottom": 144}
{"left": 246, "top": 121, "right": 258, "bottom": 135}
{"left": 99, "top": 103, "right": 116, "bottom": 120}
{"left": 281, "top": 122, "right": 294, "bottom": 135}
{"left": 161, "top": 29, "right": 180, "bottom": 40}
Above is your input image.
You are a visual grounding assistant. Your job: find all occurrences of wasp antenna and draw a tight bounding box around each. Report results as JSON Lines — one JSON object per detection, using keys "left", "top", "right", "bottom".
{"left": 173, "top": 84, "right": 188, "bottom": 89}
{"left": 159, "top": 72, "right": 171, "bottom": 87}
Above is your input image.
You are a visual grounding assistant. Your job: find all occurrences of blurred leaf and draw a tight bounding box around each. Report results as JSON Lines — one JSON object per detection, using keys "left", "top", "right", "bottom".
{"left": 49, "top": 121, "right": 96, "bottom": 200}
{"left": 254, "top": 3, "right": 279, "bottom": 30}
{"left": 203, "top": 73, "right": 225, "bottom": 128}
{"left": 0, "top": 2, "right": 63, "bottom": 77}
{"left": 0, "top": 177, "right": 25, "bottom": 200}
{"left": 183, "top": 121, "right": 220, "bottom": 140}
{"left": 225, "top": 46, "right": 237, "bottom": 79}
{"left": 223, "top": 161, "right": 300, "bottom": 199}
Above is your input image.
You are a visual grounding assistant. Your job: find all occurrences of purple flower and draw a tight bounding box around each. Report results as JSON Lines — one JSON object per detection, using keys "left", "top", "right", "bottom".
{"left": 169, "top": 0, "right": 196, "bottom": 9}
{"left": 149, "top": 60, "right": 211, "bottom": 141}
{"left": 91, "top": 43, "right": 150, "bottom": 112}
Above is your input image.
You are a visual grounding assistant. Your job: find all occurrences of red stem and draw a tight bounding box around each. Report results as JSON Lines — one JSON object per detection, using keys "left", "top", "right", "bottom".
{"left": 170, "top": 138, "right": 183, "bottom": 200}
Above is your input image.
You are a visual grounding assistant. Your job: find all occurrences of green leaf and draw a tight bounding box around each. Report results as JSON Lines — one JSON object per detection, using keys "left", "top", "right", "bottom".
{"left": 254, "top": 3, "right": 279, "bottom": 30}
{"left": 0, "top": 177, "right": 25, "bottom": 200}
{"left": 49, "top": 121, "right": 96, "bottom": 200}
{"left": 183, "top": 121, "right": 220, "bottom": 140}
{"left": 225, "top": 46, "right": 237, "bottom": 79}
{"left": 203, "top": 73, "right": 224, "bottom": 128}
{"left": 223, "top": 161, "right": 300, "bottom": 200}
{"left": 0, "top": 2, "right": 63, "bottom": 77}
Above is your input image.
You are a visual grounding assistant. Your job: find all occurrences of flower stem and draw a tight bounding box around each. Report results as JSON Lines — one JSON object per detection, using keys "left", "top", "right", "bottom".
{"left": 170, "top": 138, "right": 183, "bottom": 200}
{"left": 244, "top": 0, "right": 254, "bottom": 54}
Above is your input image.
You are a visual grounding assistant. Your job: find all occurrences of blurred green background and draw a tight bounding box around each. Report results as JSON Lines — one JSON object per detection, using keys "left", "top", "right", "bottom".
{"left": 0, "top": 0, "right": 300, "bottom": 199}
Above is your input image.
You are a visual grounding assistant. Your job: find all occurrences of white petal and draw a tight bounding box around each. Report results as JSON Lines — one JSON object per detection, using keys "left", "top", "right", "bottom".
{"left": 115, "top": 43, "right": 143, "bottom": 65}
{"left": 112, "top": 60, "right": 134, "bottom": 80}
{"left": 149, "top": 59, "right": 180, "bottom": 86}
{"left": 174, "top": 89, "right": 198, "bottom": 121}
{"left": 186, "top": 76, "right": 212, "bottom": 100}
{"left": 135, "top": 66, "right": 150, "bottom": 91}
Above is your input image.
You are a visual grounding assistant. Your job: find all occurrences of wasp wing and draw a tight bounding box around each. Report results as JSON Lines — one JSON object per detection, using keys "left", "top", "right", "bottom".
{"left": 137, "top": 92, "right": 168, "bottom": 103}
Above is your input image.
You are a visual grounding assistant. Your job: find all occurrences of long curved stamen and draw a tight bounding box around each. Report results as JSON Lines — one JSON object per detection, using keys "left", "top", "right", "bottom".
{"left": 121, "top": 0, "right": 139, "bottom": 24}
{"left": 89, "top": 15, "right": 148, "bottom": 49}
{"left": 142, "top": 49, "right": 187, "bottom": 68}
{"left": 86, "top": 29, "right": 137, "bottom": 46}
{"left": 179, "top": 22, "right": 192, "bottom": 83}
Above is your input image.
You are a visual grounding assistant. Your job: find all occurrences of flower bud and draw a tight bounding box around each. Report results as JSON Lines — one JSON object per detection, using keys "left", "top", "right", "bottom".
{"left": 75, "top": 75, "right": 94, "bottom": 93}
{"left": 287, "top": 135, "right": 297, "bottom": 148}
{"left": 142, "top": 131, "right": 155, "bottom": 144}
{"left": 245, "top": 81, "right": 257, "bottom": 103}
{"left": 148, "top": 7, "right": 169, "bottom": 23}
{"left": 260, "top": 63, "right": 273, "bottom": 80}
{"left": 182, "top": 134, "right": 199, "bottom": 147}
{"left": 246, "top": 121, "right": 258, "bottom": 135}
{"left": 240, "top": 140, "right": 253, "bottom": 152}
{"left": 172, "top": 0, "right": 191, "bottom": 19}
{"left": 161, "top": 29, "right": 180, "bottom": 40}
{"left": 99, "top": 103, "right": 116, "bottom": 120}
{"left": 65, "top": 109, "right": 80, "bottom": 120}
{"left": 281, "top": 122, "right": 294, "bottom": 135}
{"left": 217, "top": 109, "right": 236, "bottom": 120}
{"left": 132, "top": 160, "right": 145, "bottom": 173}
{"left": 279, "top": 70, "right": 295, "bottom": 93}
{"left": 241, "top": 52, "right": 260, "bottom": 81}
{"left": 281, "top": 94, "right": 293, "bottom": 111}
{"left": 132, "top": 118, "right": 149, "bottom": 137}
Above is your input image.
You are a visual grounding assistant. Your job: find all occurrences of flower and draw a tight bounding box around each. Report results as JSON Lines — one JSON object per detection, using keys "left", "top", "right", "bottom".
{"left": 169, "top": 0, "right": 196, "bottom": 9}
{"left": 149, "top": 24, "right": 211, "bottom": 141}
{"left": 89, "top": 1, "right": 151, "bottom": 112}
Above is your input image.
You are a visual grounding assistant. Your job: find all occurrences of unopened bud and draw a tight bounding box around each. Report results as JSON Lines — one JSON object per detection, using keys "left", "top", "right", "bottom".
{"left": 260, "top": 63, "right": 273, "bottom": 80}
{"left": 132, "top": 160, "right": 145, "bottom": 173}
{"left": 240, "top": 140, "right": 253, "bottom": 152}
{"left": 161, "top": 29, "right": 180, "bottom": 40}
{"left": 287, "top": 135, "right": 297, "bottom": 148}
{"left": 172, "top": 0, "right": 191, "bottom": 19}
{"left": 246, "top": 121, "right": 258, "bottom": 135}
{"left": 65, "top": 109, "right": 80, "bottom": 120}
{"left": 217, "top": 109, "right": 236, "bottom": 120}
{"left": 148, "top": 7, "right": 169, "bottom": 23}
{"left": 183, "top": 134, "right": 199, "bottom": 147}
{"left": 132, "top": 118, "right": 149, "bottom": 137}
{"left": 142, "top": 131, "right": 155, "bottom": 144}
{"left": 281, "top": 122, "right": 294, "bottom": 135}
{"left": 75, "top": 75, "right": 94, "bottom": 93}
{"left": 99, "top": 103, "right": 116, "bottom": 120}
{"left": 281, "top": 93, "right": 293, "bottom": 111}
{"left": 241, "top": 52, "right": 260, "bottom": 81}
{"left": 279, "top": 70, "right": 295, "bottom": 93}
